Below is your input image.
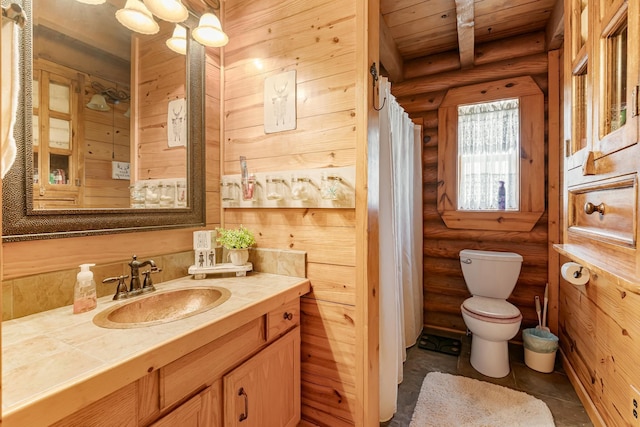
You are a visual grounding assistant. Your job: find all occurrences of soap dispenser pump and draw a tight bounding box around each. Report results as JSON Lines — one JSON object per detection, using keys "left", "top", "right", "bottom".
{"left": 73, "top": 263, "right": 97, "bottom": 314}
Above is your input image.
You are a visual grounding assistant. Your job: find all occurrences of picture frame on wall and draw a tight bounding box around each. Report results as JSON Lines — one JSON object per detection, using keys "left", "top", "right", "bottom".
{"left": 264, "top": 70, "right": 297, "bottom": 133}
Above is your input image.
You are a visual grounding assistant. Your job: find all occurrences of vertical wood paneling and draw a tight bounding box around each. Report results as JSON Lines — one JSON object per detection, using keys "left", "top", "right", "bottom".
{"left": 223, "top": 0, "right": 362, "bottom": 424}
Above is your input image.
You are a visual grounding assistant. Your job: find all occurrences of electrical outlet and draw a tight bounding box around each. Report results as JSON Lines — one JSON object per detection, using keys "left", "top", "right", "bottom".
{"left": 630, "top": 385, "right": 640, "bottom": 425}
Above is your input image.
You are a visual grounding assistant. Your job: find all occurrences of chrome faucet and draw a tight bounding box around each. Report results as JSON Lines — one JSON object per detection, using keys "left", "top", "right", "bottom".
{"left": 129, "top": 255, "right": 160, "bottom": 296}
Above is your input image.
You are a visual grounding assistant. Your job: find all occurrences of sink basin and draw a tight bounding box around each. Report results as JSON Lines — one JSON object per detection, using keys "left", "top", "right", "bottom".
{"left": 93, "top": 286, "right": 231, "bottom": 329}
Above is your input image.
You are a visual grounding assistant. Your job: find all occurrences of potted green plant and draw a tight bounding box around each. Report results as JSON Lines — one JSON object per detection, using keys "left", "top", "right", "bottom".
{"left": 215, "top": 225, "right": 256, "bottom": 265}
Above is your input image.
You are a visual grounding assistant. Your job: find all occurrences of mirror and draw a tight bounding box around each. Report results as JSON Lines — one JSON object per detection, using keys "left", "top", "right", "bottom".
{"left": 2, "top": 0, "right": 206, "bottom": 241}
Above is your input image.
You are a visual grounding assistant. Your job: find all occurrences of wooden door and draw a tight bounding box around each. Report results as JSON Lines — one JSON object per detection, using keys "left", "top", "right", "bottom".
{"left": 223, "top": 327, "right": 300, "bottom": 427}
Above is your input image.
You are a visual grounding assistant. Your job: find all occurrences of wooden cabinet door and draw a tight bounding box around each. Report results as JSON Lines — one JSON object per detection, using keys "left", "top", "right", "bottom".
{"left": 151, "top": 386, "right": 217, "bottom": 427}
{"left": 564, "top": 0, "right": 591, "bottom": 173}
{"left": 223, "top": 326, "right": 300, "bottom": 427}
{"left": 591, "top": 0, "right": 639, "bottom": 158}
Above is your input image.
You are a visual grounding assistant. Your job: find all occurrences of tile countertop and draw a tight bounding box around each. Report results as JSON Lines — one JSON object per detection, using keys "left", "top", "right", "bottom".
{"left": 2, "top": 272, "right": 310, "bottom": 427}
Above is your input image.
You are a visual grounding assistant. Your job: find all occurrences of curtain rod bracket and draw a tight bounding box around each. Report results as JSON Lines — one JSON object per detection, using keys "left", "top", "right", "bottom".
{"left": 370, "top": 62, "right": 386, "bottom": 111}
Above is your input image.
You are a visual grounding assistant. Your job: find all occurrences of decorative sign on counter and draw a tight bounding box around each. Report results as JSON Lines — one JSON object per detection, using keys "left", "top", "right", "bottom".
{"left": 188, "top": 263, "right": 253, "bottom": 279}
{"left": 221, "top": 166, "right": 355, "bottom": 209}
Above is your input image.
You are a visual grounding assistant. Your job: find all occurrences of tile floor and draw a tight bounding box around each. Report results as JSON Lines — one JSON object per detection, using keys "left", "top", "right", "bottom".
{"left": 380, "top": 329, "right": 593, "bottom": 426}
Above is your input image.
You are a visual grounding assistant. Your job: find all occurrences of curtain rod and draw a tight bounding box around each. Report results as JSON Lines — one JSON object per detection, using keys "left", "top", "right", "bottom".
{"left": 2, "top": 3, "right": 26, "bottom": 28}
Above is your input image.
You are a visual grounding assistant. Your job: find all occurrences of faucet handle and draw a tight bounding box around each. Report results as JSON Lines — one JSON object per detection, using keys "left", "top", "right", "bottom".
{"left": 141, "top": 267, "right": 162, "bottom": 293}
{"left": 102, "top": 275, "right": 129, "bottom": 300}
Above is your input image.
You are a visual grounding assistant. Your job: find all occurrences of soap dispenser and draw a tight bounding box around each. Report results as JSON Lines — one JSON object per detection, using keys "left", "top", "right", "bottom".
{"left": 73, "top": 263, "right": 97, "bottom": 314}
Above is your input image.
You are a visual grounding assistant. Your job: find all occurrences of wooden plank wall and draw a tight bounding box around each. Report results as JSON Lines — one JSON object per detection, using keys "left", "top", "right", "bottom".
{"left": 82, "top": 74, "right": 131, "bottom": 209}
{"left": 134, "top": 22, "right": 187, "bottom": 182}
{"left": 222, "top": 0, "right": 360, "bottom": 425}
{"left": 559, "top": 253, "right": 640, "bottom": 427}
{"left": 392, "top": 32, "right": 550, "bottom": 334}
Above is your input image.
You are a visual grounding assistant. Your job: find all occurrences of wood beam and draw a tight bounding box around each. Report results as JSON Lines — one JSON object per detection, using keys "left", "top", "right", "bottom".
{"left": 404, "top": 51, "right": 461, "bottom": 80}
{"left": 454, "top": 0, "right": 475, "bottom": 69}
{"left": 392, "top": 52, "right": 549, "bottom": 97}
{"left": 545, "top": 0, "right": 565, "bottom": 51}
{"left": 379, "top": 14, "right": 404, "bottom": 82}
{"left": 396, "top": 90, "right": 447, "bottom": 114}
{"left": 475, "top": 31, "right": 546, "bottom": 66}
{"left": 404, "top": 31, "right": 546, "bottom": 81}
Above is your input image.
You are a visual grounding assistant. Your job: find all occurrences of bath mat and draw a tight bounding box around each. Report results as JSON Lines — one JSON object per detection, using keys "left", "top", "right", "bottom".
{"left": 409, "top": 372, "right": 555, "bottom": 427}
{"left": 418, "top": 333, "right": 461, "bottom": 356}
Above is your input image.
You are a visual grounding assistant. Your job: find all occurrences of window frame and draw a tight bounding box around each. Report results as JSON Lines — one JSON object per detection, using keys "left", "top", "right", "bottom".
{"left": 437, "top": 76, "right": 545, "bottom": 231}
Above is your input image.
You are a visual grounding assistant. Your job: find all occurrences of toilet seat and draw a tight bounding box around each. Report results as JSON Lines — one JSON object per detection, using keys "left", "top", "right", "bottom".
{"left": 461, "top": 296, "right": 522, "bottom": 324}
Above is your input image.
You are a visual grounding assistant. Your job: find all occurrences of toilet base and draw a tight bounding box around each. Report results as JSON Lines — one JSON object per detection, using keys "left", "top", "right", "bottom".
{"left": 469, "top": 334, "right": 510, "bottom": 378}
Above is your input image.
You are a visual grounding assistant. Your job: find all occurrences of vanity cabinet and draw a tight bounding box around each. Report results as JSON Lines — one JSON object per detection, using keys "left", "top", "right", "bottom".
{"left": 50, "top": 299, "right": 301, "bottom": 427}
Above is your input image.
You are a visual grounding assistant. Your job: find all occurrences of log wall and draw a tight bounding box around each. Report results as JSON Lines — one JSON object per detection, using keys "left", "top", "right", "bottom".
{"left": 222, "top": 0, "right": 364, "bottom": 425}
{"left": 393, "top": 32, "right": 551, "bottom": 334}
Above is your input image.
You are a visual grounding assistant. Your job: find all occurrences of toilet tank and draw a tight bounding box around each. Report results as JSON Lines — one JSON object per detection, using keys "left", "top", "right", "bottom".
{"left": 459, "top": 249, "right": 523, "bottom": 298}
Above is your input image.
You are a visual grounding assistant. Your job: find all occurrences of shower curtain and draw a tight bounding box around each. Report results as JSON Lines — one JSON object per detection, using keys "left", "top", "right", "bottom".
{"left": 1, "top": 8, "right": 20, "bottom": 178}
{"left": 378, "top": 77, "right": 424, "bottom": 422}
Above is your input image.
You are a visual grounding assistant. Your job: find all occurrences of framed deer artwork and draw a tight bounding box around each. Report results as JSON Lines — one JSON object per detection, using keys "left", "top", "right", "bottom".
{"left": 264, "top": 70, "right": 297, "bottom": 133}
{"left": 167, "top": 98, "right": 187, "bottom": 147}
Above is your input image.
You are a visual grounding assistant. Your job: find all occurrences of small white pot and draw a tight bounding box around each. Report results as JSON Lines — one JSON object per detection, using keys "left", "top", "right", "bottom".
{"left": 228, "top": 248, "right": 249, "bottom": 266}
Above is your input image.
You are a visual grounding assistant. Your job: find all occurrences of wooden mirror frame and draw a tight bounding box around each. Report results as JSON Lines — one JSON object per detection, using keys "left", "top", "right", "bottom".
{"left": 437, "top": 76, "right": 545, "bottom": 232}
{"left": 2, "top": 0, "right": 206, "bottom": 242}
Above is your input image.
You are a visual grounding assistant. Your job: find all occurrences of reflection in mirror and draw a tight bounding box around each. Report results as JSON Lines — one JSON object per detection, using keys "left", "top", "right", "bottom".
{"left": 32, "top": 0, "right": 187, "bottom": 210}
{"left": 2, "top": 0, "right": 206, "bottom": 241}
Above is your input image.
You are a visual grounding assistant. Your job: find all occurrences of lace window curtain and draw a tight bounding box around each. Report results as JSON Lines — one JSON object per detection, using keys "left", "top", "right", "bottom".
{"left": 457, "top": 99, "right": 520, "bottom": 210}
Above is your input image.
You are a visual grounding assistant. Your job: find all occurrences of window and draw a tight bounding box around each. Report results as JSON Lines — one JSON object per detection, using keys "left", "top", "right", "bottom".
{"left": 602, "top": 22, "right": 627, "bottom": 136}
{"left": 457, "top": 99, "right": 520, "bottom": 211}
{"left": 437, "top": 76, "right": 545, "bottom": 231}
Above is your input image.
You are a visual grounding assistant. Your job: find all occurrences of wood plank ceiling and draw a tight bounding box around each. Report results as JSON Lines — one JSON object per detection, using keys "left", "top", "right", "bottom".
{"left": 380, "top": 0, "right": 564, "bottom": 82}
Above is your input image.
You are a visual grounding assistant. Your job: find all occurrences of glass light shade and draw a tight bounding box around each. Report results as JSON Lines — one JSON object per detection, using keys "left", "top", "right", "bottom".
{"left": 115, "top": 0, "right": 159, "bottom": 35}
{"left": 166, "top": 24, "right": 187, "bottom": 55}
{"left": 87, "top": 94, "right": 110, "bottom": 111}
{"left": 192, "top": 13, "right": 228, "bottom": 47}
{"left": 143, "top": 0, "right": 188, "bottom": 23}
{"left": 75, "top": 0, "right": 106, "bottom": 4}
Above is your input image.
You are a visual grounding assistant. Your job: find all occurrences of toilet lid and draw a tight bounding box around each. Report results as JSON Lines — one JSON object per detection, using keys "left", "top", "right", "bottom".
{"left": 462, "top": 296, "right": 521, "bottom": 319}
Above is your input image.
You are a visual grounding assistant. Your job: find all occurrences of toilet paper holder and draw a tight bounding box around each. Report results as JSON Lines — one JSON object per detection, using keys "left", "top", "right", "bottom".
{"left": 561, "top": 261, "right": 590, "bottom": 286}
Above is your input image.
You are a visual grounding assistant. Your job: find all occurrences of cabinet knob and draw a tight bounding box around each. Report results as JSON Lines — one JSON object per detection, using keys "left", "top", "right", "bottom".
{"left": 584, "top": 202, "right": 605, "bottom": 215}
{"left": 283, "top": 312, "right": 293, "bottom": 321}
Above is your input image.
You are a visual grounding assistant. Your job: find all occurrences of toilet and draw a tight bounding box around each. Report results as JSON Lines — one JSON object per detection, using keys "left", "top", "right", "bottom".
{"left": 459, "top": 249, "right": 523, "bottom": 378}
